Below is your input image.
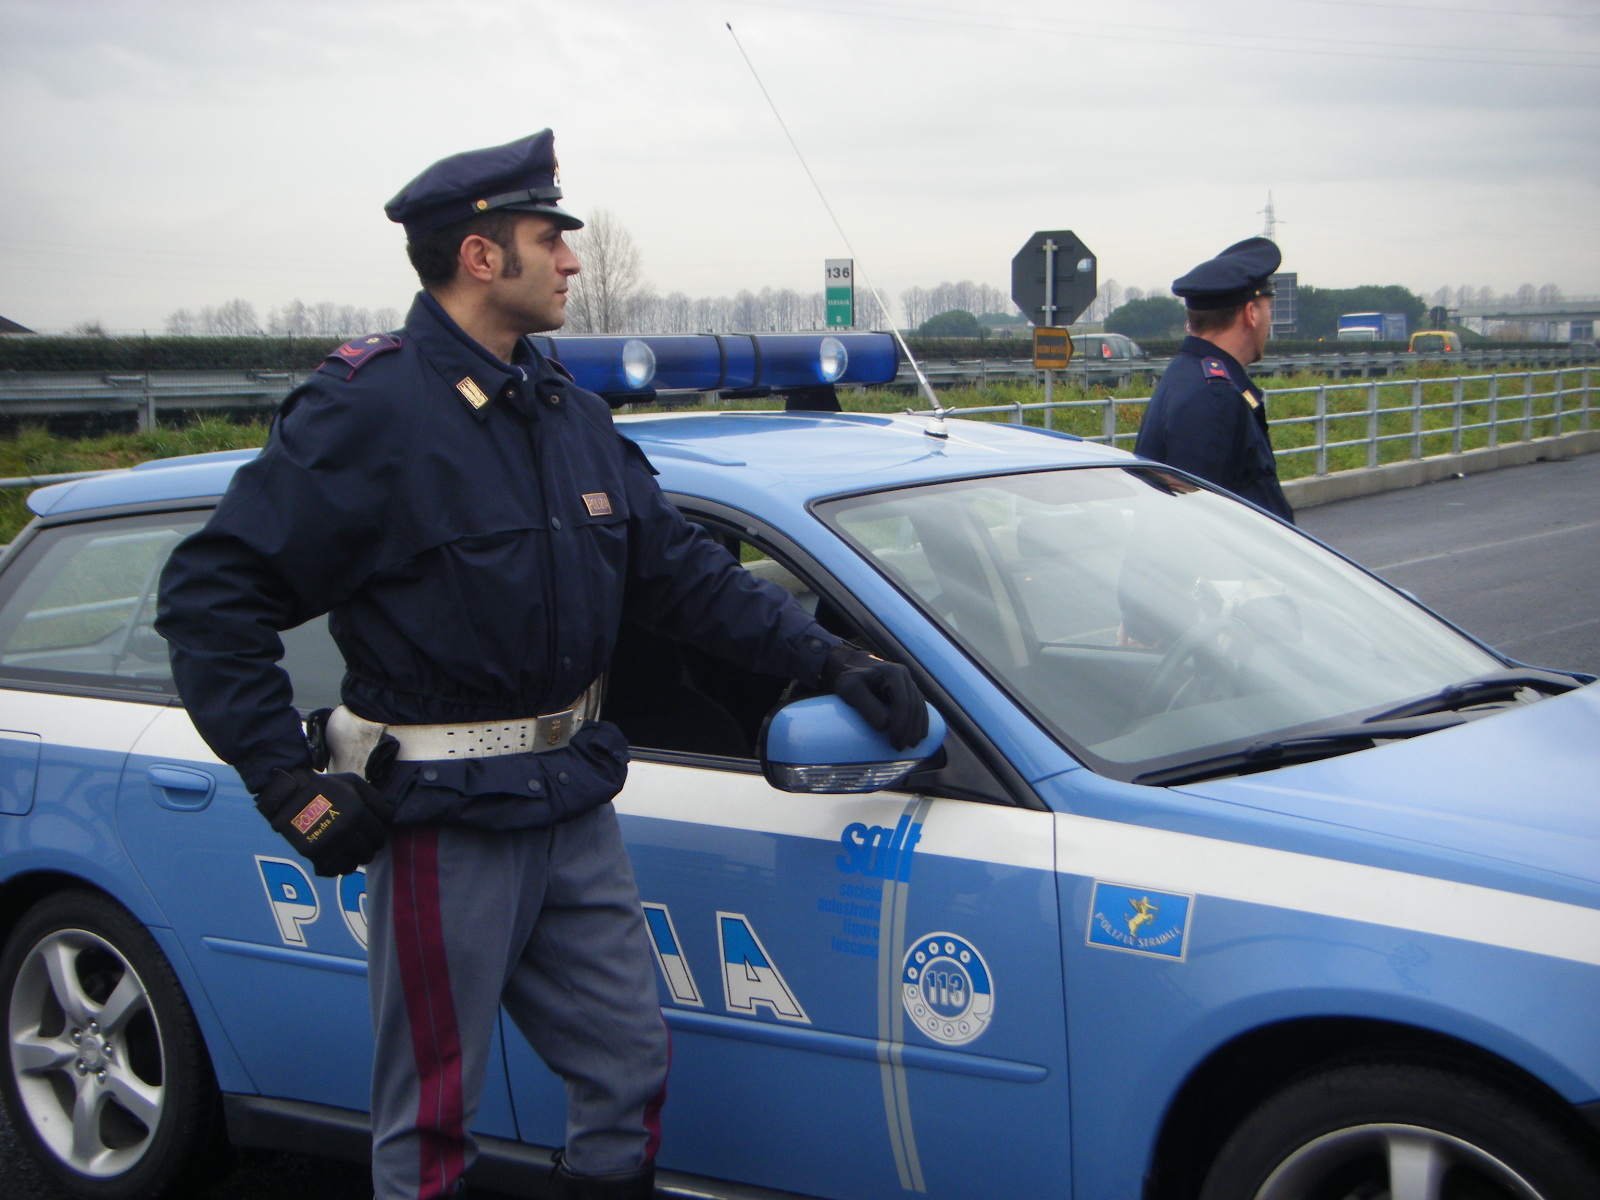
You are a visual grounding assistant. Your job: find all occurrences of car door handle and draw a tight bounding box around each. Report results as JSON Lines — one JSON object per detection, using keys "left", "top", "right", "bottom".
{"left": 146, "top": 765, "right": 216, "bottom": 811}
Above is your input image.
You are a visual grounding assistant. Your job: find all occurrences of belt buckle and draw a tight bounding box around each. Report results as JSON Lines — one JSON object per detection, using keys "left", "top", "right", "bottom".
{"left": 541, "top": 711, "right": 570, "bottom": 748}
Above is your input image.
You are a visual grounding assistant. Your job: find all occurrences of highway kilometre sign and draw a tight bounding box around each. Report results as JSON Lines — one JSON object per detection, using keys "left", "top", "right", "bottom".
{"left": 1011, "top": 231, "right": 1097, "bottom": 328}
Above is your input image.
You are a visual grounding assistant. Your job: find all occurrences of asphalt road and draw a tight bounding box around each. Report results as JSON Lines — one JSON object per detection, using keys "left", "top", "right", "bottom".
{"left": 1, "top": 455, "right": 1593, "bottom": 1198}
{"left": 1299, "top": 452, "right": 1600, "bottom": 676}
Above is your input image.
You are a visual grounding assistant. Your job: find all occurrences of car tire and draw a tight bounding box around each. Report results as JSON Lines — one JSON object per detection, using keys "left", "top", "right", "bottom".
{"left": 1199, "top": 1060, "right": 1600, "bottom": 1200}
{"left": 0, "top": 890, "right": 230, "bottom": 1199}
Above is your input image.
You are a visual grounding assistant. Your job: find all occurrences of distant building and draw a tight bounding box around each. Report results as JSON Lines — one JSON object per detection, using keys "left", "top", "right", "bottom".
{"left": 0, "top": 315, "right": 33, "bottom": 334}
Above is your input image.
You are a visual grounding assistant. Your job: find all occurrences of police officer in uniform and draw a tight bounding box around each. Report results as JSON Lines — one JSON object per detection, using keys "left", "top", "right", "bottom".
{"left": 156, "top": 131, "right": 927, "bottom": 1200}
{"left": 1133, "top": 237, "right": 1293, "bottom": 523}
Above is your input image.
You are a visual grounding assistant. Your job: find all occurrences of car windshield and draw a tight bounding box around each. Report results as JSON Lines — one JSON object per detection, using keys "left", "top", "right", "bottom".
{"left": 817, "top": 466, "right": 1503, "bottom": 781}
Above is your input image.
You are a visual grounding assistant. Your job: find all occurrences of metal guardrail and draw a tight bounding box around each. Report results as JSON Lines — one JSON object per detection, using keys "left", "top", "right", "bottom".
{"left": 940, "top": 367, "right": 1596, "bottom": 476}
{"left": 897, "top": 344, "right": 1600, "bottom": 387}
{"left": 0, "top": 370, "right": 314, "bottom": 429}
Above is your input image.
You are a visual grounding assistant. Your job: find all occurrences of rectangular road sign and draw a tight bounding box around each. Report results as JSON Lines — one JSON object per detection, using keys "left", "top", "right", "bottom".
{"left": 1033, "top": 327, "right": 1074, "bottom": 368}
{"left": 1270, "top": 271, "right": 1297, "bottom": 339}
{"left": 825, "top": 259, "right": 854, "bottom": 328}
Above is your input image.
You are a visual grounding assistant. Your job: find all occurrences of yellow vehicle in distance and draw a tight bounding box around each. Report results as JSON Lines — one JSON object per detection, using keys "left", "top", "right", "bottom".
{"left": 1409, "top": 330, "right": 1463, "bottom": 353}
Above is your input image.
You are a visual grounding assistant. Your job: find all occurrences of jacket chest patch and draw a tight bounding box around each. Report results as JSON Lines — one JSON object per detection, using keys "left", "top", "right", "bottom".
{"left": 582, "top": 492, "right": 613, "bottom": 517}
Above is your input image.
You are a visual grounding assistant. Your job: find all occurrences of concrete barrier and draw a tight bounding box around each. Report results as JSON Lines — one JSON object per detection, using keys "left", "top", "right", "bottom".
{"left": 1282, "top": 428, "right": 1600, "bottom": 510}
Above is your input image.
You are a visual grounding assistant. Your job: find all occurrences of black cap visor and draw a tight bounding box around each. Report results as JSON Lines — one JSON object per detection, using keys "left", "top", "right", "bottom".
{"left": 1183, "top": 282, "right": 1275, "bottom": 311}
{"left": 496, "top": 200, "right": 584, "bottom": 231}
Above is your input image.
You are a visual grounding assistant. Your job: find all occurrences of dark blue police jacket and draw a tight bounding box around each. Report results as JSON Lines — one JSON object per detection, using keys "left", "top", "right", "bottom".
{"left": 1133, "top": 335, "right": 1294, "bottom": 523}
{"left": 157, "top": 293, "right": 839, "bottom": 829}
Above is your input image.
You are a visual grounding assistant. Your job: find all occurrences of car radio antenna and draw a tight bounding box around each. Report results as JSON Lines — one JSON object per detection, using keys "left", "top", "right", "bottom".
{"left": 726, "top": 22, "right": 948, "bottom": 437}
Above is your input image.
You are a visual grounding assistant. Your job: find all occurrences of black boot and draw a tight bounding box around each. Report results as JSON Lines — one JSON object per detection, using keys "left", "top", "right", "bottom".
{"left": 545, "top": 1151, "right": 655, "bottom": 1200}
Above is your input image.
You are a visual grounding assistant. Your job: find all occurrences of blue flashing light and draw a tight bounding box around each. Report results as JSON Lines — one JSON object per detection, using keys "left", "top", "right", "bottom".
{"left": 538, "top": 335, "right": 658, "bottom": 395}
{"left": 534, "top": 332, "right": 898, "bottom": 397}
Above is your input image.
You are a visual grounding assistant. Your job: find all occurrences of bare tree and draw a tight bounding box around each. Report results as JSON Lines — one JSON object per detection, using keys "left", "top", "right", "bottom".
{"left": 164, "top": 309, "right": 196, "bottom": 335}
{"left": 1085, "top": 280, "right": 1123, "bottom": 323}
{"left": 69, "top": 320, "right": 109, "bottom": 337}
{"left": 268, "top": 300, "right": 312, "bottom": 336}
{"left": 565, "top": 208, "right": 646, "bottom": 334}
{"left": 199, "top": 300, "right": 260, "bottom": 335}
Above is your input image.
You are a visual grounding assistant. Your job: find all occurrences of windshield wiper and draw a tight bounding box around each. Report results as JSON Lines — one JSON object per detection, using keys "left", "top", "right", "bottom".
{"left": 1134, "top": 713, "right": 1467, "bottom": 787}
{"left": 1362, "top": 668, "right": 1582, "bottom": 724}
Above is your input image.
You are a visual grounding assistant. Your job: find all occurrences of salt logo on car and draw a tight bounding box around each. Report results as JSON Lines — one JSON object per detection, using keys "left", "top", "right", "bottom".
{"left": 902, "top": 933, "right": 993, "bottom": 1046}
{"left": 836, "top": 814, "right": 923, "bottom": 881}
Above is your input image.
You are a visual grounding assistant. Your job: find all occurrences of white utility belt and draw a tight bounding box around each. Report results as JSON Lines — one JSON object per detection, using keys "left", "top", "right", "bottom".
{"left": 325, "top": 683, "right": 602, "bottom": 777}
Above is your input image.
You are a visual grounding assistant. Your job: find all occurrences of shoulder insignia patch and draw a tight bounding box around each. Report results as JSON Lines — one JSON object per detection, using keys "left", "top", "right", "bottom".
{"left": 319, "top": 333, "right": 402, "bottom": 381}
{"left": 1202, "top": 357, "right": 1231, "bottom": 380}
{"left": 456, "top": 377, "right": 491, "bottom": 409}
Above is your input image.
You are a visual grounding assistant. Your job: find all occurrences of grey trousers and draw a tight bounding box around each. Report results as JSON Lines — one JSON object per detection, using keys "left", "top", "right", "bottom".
{"left": 365, "top": 804, "right": 670, "bottom": 1200}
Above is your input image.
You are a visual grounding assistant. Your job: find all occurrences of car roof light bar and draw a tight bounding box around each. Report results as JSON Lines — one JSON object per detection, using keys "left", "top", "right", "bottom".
{"left": 531, "top": 332, "right": 898, "bottom": 404}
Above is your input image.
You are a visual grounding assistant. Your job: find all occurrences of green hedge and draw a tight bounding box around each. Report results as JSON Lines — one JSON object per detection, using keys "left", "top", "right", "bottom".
{"left": 0, "top": 336, "right": 344, "bottom": 372}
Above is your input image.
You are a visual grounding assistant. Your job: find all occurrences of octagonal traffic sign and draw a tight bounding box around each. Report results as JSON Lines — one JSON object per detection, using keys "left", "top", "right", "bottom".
{"left": 1011, "top": 231, "right": 1097, "bottom": 327}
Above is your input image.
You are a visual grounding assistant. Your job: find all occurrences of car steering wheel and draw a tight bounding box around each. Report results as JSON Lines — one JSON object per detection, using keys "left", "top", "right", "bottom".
{"left": 1136, "top": 616, "right": 1253, "bottom": 715}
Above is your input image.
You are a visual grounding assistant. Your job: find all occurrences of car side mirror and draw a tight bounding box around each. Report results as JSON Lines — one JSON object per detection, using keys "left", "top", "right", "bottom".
{"left": 759, "top": 694, "right": 946, "bottom": 794}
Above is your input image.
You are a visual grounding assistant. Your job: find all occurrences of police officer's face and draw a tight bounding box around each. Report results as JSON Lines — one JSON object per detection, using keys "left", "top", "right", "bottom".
{"left": 490, "top": 215, "right": 581, "bottom": 333}
{"left": 1249, "top": 297, "right": 1273, "bottom": 358}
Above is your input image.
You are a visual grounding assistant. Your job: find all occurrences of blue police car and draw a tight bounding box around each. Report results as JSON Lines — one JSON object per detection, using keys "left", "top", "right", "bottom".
{"left": 0, "top": 332, "right": 1595, "bottom": 1200}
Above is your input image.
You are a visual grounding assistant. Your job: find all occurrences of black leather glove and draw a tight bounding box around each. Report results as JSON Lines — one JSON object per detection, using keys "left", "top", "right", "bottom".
{"left": 821, "top": 644, "right": 930, "bottom": 752}
{"left": 255, "top": 766, "right": 389, "bottom": 878}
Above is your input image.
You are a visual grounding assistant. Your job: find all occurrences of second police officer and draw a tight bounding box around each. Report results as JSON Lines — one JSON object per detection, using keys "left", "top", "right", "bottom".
{"left": 1134, "top": 237, "right": 1294, "bottom": 523}
{"left": 156, "top": 131, "right": 928, "bottom": 1200}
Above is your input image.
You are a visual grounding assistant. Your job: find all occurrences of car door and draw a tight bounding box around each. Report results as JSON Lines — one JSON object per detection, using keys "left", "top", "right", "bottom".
{"left": 96, "top": 508, "right": 519, "bottom": 1133}
{"left": 501, "top": 522, "right": 1071, "bottom": 1199}
{"left": 0, "top": 511, "right": 177, "bottom": 906}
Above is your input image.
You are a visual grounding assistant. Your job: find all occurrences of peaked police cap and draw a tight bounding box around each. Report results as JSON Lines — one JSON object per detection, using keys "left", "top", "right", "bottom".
{"left": 1172, "top": 237, "right": 1282, "bottom": 310}
{"left": 385, "top": 129, "right": 584, "bottom": 239}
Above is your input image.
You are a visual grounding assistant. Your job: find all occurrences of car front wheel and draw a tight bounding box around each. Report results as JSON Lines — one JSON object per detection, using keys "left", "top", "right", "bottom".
{"left": 0, "top": 890, "right": 228, "bottom": 1199}
{"left": 1200, "top": 1060, "right": 1600, "bottom": 1200}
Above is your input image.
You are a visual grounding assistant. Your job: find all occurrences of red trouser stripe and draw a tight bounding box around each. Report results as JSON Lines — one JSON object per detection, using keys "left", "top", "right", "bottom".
{"left": 643, "top": 1025, "right": 670, "bottom": 1163}
{"left": 391, "top": 828, "right": 467, "bottom": 1198}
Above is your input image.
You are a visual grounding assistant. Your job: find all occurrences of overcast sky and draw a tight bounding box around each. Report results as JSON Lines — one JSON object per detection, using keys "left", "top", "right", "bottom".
{"left": 3, "top": 0, "right": 1597, "bottom": 332}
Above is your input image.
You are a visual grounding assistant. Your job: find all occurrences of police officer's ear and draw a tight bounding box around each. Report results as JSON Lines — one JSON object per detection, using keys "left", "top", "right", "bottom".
{"left": 457, "top": 234, "right": 504, "bottom": 285}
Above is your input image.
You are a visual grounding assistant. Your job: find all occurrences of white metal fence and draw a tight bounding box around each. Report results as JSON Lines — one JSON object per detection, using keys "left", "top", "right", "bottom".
{"left": 940, "top": 366, "right": 1596, "bottom": 476}
{"left": 901, "top": 344, "right": 1599, "bottom": 389}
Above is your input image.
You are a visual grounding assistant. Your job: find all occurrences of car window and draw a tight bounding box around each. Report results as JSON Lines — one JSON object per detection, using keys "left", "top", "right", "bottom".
{"left": 0, "top": 514, "right": 200, "bottom": 696}
{"left": 819, "top": 466, "right": 1502, "bottom": 781}
{"left": 604, "top": 527, "right": 831, "bottom": 763}
{"left": 0, "top": 511, "right": 344, "bottom": 710}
